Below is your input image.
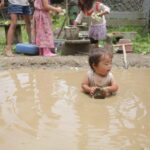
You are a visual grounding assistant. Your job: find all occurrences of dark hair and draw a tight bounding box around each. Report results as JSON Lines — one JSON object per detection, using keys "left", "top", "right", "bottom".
{"left": 78, "top": 0, "right": 96, "bottom": 11}
{"left": 88, "top": 48, "right": 113, "bottom": 71}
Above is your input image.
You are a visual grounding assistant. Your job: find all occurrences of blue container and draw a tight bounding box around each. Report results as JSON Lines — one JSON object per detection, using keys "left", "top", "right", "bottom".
{"left": 16, "top": 43, "right": 39, "bottom": 55}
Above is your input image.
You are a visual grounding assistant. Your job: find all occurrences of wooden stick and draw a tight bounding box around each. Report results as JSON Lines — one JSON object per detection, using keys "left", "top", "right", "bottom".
{"left": 56, "top": 16, "right": 67, "bottom": 39}
{"left": 113, "top": 43, "right": 133, "bottom": 47}
{"left": 122, "top": 44, "right": 128, "bottom": 69}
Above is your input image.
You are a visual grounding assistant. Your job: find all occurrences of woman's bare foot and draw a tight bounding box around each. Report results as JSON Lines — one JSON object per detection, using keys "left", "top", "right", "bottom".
{"left": 5, "top": 49, "right": 14, "bottom": 57}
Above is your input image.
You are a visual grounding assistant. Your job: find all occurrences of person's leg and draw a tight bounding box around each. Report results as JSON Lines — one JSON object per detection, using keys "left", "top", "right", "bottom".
{"left": 95, "top": 42, "right": 99, "bottom": 48}
{"left": 22, "top": 5, "right": 32, "bottom": 43}
{"left": 23, "top": 15, "right": 31, "bottom": 43}
{"left": 39, "top": 48, "right": 43, "bottom": 56}
{"left": 5, "top": 13, "right": 18, "bottom": 56}
{"left": 43, "top": 48, "right": 57, "bottom": 56}
{"left": 90, "top": 38, "right": 99, "bottom": 48}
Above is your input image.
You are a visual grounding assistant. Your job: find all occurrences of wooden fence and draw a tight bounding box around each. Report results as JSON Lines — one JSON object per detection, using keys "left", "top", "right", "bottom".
{"left": 106, "top": 11, "right": 147, "bottom": 27}
{"left": 105, "top": 0, "right": 150, "bottom": 31}
{"left": 0, "top": 0, "right": 150, "bottom": 31}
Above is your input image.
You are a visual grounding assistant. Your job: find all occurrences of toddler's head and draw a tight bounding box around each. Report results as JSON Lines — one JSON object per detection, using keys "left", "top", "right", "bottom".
{"left": 88, "top": 48, "right": 113, "bottom": 76}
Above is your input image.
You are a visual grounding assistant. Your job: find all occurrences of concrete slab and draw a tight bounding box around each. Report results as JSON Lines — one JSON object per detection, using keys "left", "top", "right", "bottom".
{"left": 61, "top": 39, "right": 91, "bottom": 55}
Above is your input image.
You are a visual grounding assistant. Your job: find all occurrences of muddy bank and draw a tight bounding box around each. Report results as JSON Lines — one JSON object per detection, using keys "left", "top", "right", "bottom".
{"left": 0, "top": 53, "right": 150, "bottom": 70}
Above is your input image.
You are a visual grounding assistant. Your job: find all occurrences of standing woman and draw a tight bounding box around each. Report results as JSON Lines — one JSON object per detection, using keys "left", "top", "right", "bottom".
{"left": 5, "top": 0, "right": 32, "bottom": 56}
{"left": 32, "top": 0, "right": 62, "bottom": 56}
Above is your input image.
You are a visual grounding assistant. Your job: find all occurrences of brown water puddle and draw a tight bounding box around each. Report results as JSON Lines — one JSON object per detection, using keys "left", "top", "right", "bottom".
{"left": 0, "top": 68, "right": 150, "bottom": 150}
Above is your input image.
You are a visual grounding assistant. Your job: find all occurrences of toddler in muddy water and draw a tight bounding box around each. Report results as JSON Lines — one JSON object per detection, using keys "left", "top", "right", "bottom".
{"left": 81, "top": 48, "right": 118, "bottom": 98}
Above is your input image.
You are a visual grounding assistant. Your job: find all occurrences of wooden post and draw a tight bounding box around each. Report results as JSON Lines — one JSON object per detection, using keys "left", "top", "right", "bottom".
{"left": 65, "top": 0, "right": 69, "bottom": 25}
{"left": 143, "top": 0, "right": 150, "bottom": 32}
{"left": 122, "top": 44, "right": 128, "bottom": 69}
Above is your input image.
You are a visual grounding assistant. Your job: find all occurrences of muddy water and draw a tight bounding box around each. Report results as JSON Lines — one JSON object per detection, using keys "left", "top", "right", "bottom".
{"left": 0, "top": 68, "right": 150, "bottom": 150}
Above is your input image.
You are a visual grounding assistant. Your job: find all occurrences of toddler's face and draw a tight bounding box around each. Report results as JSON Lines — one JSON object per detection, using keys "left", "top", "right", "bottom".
{"left": 93, "top": 55, "right": 112, "bottom": 76}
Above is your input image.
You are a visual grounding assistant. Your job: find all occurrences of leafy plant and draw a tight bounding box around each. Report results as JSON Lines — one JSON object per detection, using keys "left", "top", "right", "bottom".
{"left": 108, "top": 26, "right": 150, "bottom": 54}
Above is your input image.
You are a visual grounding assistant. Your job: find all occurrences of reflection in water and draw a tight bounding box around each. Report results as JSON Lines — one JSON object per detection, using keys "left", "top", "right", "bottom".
{"left": 0, "top": 68, "right": 150, "bottom": 150}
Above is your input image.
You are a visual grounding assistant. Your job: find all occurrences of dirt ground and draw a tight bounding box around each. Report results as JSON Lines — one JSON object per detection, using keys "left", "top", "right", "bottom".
{"left": 0, "top": 53, "right": 150, "bottom": 70}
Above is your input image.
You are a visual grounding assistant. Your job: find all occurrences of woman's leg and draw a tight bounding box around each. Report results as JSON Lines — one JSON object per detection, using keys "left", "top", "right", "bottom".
{"left": 42, "top": 48, "right": 57, "bottom": 56}
{"left": 23, "top": 15, "right": 31, "bottom": 43}
{"left": 95, "top": 42, "right": 99, "bottom": 48}
{"left": 90, "top": 38, "right": 99, "bottom": 48}
{"left": 39, "top": 48, "right": 43, "bottom": 55}
{"left": 6, "top": 13, "right": 17, "bottom": 56}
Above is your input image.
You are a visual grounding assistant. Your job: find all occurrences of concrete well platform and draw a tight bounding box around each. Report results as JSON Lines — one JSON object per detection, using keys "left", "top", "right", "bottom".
{"left": 61, "top": 39, "right": 91, "bottom": 55}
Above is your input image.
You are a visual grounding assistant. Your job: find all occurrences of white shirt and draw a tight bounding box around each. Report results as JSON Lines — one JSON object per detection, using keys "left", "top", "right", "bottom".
{"left": 8, "top": 0, "right": 29, "bottom": 6}
{"left": 75, "top": 2, "right": 110, "bottom": 25}
{"left": 87, "top": 70, "right": 113, "bottom": 87}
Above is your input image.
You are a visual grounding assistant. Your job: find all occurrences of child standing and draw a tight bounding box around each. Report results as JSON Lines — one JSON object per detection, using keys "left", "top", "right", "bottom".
{"left": 74, "top": 0, "right": 110, "bottom": 48}
{"left": 32, "top": 0, "right": 62, "bottom": 56}
{"left": 4, "top": 0, "right": 32, "bottom": 57}
{"left": 81, "top": 48, "right": 118, "bottom": 98}
{"left": 0, "top": 0, "right": 4, "bottom": 7}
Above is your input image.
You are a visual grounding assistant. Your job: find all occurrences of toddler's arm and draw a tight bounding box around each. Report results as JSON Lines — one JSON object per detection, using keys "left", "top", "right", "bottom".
{"left": 81, "top": 75, "right": 97, "bottom": 95}
{"left": 102, "top": 77, "right": 118, "bottom": 95}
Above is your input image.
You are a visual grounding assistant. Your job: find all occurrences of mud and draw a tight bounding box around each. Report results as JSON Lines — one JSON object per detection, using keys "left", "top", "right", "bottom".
{"left": 0, "top": 53, "right": 150, "bottom": 70}
{"left": 0, "top": 68, "right": 150, "bottom": 150}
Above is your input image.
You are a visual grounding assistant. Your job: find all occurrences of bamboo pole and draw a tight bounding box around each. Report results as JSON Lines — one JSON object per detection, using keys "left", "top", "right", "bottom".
{"left": 113, "top": 43, "right": 133, "bottom": 47}
{"left": 113, "top": 44, "right": 129, "bottom": 69}
{"left": 122, "top": 44, "right": 128, "bottom": 69}
{"left": 65, "top": 0, "right": 69, "bottom": 25}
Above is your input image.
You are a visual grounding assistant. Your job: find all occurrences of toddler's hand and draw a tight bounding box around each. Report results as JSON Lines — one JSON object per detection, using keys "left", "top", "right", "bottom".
{"left": 90, "top": 87, "right": 97, "bottom": 96}
{"left": 101, "top": 87, "right": 109, "bottom": 95}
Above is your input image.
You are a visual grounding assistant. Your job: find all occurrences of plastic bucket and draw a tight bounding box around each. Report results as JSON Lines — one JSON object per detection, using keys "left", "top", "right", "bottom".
{"left": 16, "top": 43, "right": 39, "bottom": 55}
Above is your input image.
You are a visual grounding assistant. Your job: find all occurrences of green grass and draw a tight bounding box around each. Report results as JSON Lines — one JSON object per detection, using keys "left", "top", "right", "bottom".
{"left": 52, "top": 14, "right": 66, "bottom": 30}
{"left": 108, "top": 26, "right": 150, "bottom": 54}
{"left": 133, "top": 33, "right": 150, "bottom": 54}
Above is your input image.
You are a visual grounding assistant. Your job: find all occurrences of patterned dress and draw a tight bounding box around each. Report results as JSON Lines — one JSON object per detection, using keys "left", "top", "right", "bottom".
{"left": 32, "top": 0, "right": 54, "bottom": 49}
